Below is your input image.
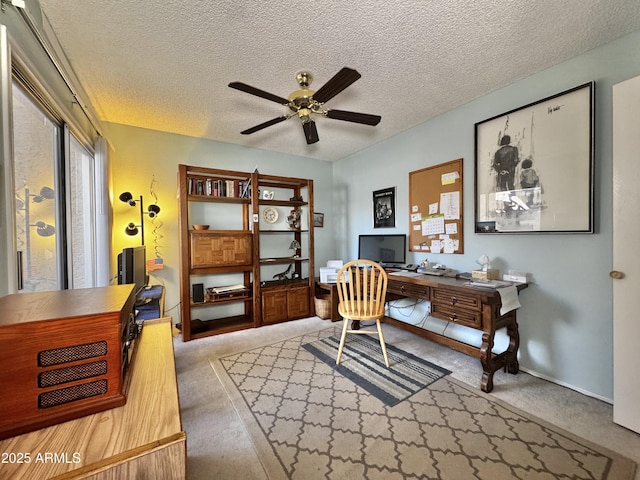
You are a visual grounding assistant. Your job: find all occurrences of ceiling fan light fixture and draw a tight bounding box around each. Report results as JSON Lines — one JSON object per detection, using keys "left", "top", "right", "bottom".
{"left": 230, "top": 67, "right": 380, "bottom": 144}
{"left": 298, "top": 108, "right": 312, "bottom": 124}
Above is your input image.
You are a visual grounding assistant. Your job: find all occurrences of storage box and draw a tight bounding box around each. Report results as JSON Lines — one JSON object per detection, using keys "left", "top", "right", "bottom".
{"left": 503, "top": 272, "right": 529, "bottom": 283}
{"left": 472, "top": 269, "right": 500, "bottom": 280}
{"left": 314, "top": 296, "right": 331, "bottom": 319}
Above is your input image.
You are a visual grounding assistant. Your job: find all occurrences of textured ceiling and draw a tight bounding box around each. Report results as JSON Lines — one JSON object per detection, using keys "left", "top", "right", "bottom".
{"left": 37, "top": 0, "right": 640, "bottom": 162}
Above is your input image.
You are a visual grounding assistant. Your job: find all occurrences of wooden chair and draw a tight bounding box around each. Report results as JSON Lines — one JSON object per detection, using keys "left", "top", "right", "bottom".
{"left": 335, "top": 259, "right": 390, "bottom": 367}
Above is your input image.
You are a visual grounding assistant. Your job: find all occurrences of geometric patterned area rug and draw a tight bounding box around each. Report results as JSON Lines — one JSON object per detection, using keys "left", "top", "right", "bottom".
{"left": 302, "top": 335, "right": 451, "bottom": 406}
{"left": 210, "top": 326, "right": 636, "bottom": 480}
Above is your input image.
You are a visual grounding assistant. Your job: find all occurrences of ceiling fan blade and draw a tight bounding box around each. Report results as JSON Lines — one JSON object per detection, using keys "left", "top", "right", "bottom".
{"left": 325, "top": 109, "right": 381, "bottom": 126}
{"left": 229, "top": 82, "right": 290, "bottom": 105}
{"left": 240, "top": 116, "right": 289, "bottom": 135}
{"left": 312, "top": 67, "right": 361, "bottom": 104}
{"left": 302, "top": 121, "right": 319, "bottom": 144}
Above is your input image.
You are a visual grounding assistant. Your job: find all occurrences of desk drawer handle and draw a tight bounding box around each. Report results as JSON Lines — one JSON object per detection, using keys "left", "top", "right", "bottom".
{"left": 400, "top": 286, "right": 405, "bottom": 293}
{"left": 449, "top": 313, "right": 457, "bottom": 322}
{"left": 450, "top": 297, "right": 457, "bottom": 305}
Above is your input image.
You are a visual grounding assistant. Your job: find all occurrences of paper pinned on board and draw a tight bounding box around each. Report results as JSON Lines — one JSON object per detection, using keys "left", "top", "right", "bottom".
{"left": 440, "top": 191, "right": 460, "bottom": 220}
{"left": 422, "top": 214, "right": 445, "bottom": 236}
{"left": 441, "top": 171, "right": 460, "bottom": 185}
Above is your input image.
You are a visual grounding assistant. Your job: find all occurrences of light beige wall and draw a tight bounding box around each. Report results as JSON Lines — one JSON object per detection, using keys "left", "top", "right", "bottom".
{"left": 106, "top": 122, "right": 334, "bottom": 324}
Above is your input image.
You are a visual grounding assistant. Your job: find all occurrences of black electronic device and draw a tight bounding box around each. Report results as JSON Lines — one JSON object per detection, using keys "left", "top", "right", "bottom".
{"left": 192, "top": 283, "right": 205, "bottom": 303}
{"left": 358, "top": 234, "right": 407, "bottom": 266}
{"left": 117, "top": 246, "right": 147, "bottom": 295}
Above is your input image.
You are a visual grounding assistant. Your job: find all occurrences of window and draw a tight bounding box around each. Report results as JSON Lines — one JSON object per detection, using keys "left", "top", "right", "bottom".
{"left": 0, "top": 20, "right": 106, "bottom": 295}
{"left": 68, "top": 135, "right": 96, "bottom": 288}
{"left": 12, "top": 80, "right": 62, "bottom": 291}
{"left": 12, "top": 77, "right": 98, "bottom": 291}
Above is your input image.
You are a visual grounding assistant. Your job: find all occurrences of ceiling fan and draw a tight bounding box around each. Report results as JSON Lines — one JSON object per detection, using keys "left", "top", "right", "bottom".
{"left": 228, "top": 67, "right": 381, "bottom": 144}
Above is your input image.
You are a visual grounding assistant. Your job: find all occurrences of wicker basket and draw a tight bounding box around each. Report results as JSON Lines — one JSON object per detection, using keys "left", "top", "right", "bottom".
{"left": 314, "top": 295, "right": 331, "bottom": 320}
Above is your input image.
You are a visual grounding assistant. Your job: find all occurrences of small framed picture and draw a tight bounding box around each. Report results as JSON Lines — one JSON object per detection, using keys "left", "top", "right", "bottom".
{"left": 313, "top": 212, "right": 324, "bottom": 227}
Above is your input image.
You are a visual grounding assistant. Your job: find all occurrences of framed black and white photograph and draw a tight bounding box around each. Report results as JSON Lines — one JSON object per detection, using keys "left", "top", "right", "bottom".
{"left": 313, "top": 212, "right": 324, "bottom": 227}
{"left": 373, "top": 187, "right": 396, "bottom": 228}
{"left": 475, "top": 82, "right": 594, "bottom": 233}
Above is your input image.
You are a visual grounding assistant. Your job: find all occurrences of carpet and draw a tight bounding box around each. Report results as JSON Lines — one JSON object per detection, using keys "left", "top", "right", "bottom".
{"left": 302, "top": 334, "right": 451, "bottom": 406}
{"left": 210, "top": 327, "right": 636, "bottom": 480}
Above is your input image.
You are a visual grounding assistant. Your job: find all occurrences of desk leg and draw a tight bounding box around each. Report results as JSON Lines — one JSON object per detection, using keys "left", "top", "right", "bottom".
{"left": 480, "top": 312, "right": 520, "bottom": 393}
{"left": 505, "top": 317, "right": 520, "bottom": 374}
{"left": 480, "top": 330, "right": 496, "bottom": 393}
{"left": 330, "top": 287, "right": 341, "bottom": 322}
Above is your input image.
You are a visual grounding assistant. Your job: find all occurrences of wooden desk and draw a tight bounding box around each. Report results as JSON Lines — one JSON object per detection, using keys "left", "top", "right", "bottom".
{"left": 384, "top": 273, "right": 527, "bottom": 392}
{"left": 0, "top": 318, "right": 186, "bottom": 480}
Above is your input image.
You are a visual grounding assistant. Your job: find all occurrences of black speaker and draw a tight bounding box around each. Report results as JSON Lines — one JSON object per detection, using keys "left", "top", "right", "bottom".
{"left": 192, "top": 283, "right": 205, "bottom": 303}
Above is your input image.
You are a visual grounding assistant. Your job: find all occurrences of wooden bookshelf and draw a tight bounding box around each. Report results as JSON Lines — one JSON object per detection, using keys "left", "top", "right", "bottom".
{"left": 177, "top": 164, "right": 315, "bottom": 340}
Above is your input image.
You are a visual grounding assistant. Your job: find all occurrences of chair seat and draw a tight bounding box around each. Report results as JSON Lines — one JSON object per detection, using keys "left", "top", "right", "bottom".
{"left": 338, "top": 302, "right": 385, "bottom": 320}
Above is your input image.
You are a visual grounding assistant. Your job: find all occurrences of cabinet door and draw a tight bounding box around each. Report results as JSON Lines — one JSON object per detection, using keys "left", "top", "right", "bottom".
{"left": 190, "top": 232, "right": 252, "bottom": 269}
{"left": 262, "top": 289, "right": 288, "bottom": 324}
{"left": 287, "top": 286, "right": 310, "bottom": 319}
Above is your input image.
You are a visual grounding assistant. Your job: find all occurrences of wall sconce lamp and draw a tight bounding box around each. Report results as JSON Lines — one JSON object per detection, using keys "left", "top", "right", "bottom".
{"left": 119, "top": 192, "right": 161, "bottom": 245}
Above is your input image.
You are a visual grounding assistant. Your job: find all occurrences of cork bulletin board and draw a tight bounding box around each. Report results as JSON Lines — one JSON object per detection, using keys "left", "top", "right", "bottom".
{"left": 408, "top": 158, "right": 463, "bottom": 254}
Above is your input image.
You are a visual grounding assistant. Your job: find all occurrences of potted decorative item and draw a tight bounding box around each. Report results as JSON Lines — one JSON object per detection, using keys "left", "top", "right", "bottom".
{"left": 287, "top": 208, "right": 301, "bottom": 230}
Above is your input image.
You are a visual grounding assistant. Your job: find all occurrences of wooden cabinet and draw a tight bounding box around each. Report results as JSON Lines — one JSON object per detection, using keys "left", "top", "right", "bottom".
{"left": 190, "top": 231, "right": 253, "bottom": 270}
{"left": 0, "top": 318, "right": 186, "bottom": 480}
{"left": 261, "top": 282, "right": 311, "bottom": 324}
{"left": 0, "top": 285, "right": 137, "bottom": 440}
{"left": 178, "top": 165, "right": 315, "bottom": 340}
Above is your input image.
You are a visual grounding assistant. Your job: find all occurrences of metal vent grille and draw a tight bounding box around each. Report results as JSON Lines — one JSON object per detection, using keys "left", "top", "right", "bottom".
{"left": 38, "top": 361, "right": 108, "bottom": 388}
{"left": 38, "top": 380, "right": 108, "bottom": 409}
{"left": 38, "top": 341, "right": 107, "bottom": 367}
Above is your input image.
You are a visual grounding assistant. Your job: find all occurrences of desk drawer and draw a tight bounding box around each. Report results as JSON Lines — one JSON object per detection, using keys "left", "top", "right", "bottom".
{"left": 431, "top": 288, "right": 480, "bottom": 310}
{"left": 431, "top": 303, "right": 482, "bottom": 329}
{"left": 388, "top": 280, "right": 430, "bottom": 300}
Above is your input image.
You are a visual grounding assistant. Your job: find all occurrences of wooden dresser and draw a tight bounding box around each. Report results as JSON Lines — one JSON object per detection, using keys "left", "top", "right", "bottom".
{"left": 0, "top": 318, "right": 186, "bottom": 480}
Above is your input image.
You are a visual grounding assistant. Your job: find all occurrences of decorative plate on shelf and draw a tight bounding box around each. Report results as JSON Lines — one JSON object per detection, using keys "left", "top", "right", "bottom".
{"left": 262, "top": 207, "right": 279, "bottom": 224}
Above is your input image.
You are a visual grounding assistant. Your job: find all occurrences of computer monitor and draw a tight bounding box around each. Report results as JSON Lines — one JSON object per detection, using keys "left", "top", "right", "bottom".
{"left": 357, "top": 234, "right": 406, "bottom": 266}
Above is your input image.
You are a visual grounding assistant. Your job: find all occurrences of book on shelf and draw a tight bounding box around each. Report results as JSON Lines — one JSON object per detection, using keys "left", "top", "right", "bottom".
{"left": 187, "top": 177, "right": 251, "bottom": 198}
